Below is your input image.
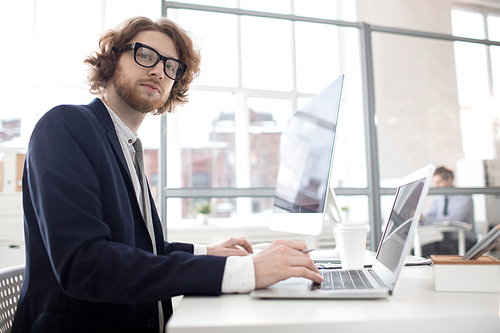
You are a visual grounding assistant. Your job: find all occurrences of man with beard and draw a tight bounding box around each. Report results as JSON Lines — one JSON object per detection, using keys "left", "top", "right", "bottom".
{"left": 13, "top": 17, "right": 322, "bottom": 333}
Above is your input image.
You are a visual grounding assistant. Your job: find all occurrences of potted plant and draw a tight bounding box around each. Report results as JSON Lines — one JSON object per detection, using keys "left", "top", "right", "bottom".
{"left": 194, "top": 201, "right": 212, "bottom": 224}
{"left": 341, "top": 205, "right": 349, "bottom": 223}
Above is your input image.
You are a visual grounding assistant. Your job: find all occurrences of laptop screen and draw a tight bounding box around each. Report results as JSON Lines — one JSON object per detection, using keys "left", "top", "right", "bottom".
{"left": 376, "top": 178, "right": 426, "bottom": 273}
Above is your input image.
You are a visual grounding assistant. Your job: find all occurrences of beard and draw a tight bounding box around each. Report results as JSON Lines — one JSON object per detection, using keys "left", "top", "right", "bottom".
{"left": 112, "top": 65, "right": 169, "bottom": 113}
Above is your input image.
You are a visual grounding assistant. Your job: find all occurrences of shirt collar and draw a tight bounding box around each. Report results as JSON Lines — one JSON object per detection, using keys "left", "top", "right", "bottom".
{"left": 101, "top": 99, "right": 138, "bottom": 148}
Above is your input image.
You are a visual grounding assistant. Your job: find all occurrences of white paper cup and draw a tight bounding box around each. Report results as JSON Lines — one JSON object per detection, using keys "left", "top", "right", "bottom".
{"left": 334, "top": 223, "right": 368, "bottom": 270}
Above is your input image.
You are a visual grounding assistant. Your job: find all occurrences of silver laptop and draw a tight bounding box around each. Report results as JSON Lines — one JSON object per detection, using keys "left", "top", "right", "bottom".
{"left": 251, "top": 164, "right": 435, "bottom": 299}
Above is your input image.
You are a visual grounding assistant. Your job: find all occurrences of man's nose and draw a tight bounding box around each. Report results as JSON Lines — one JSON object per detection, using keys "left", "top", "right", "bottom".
{"left": 149, "top": 61, "right": 165, "bottom": 80}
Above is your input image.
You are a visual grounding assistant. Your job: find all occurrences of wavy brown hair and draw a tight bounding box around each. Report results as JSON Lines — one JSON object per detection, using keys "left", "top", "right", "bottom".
{"left": 84, "top": 17, "right": 201, "bottom": 114}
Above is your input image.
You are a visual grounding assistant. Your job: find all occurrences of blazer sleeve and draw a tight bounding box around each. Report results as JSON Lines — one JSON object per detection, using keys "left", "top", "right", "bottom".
{"left": 165, "top": 242, "right": 194, "bottom": 254}
{"left": 24, "top": 105, "right": 226, "bottom": 304}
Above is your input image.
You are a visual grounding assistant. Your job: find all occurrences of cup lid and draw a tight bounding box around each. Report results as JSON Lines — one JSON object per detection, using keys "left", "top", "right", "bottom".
{"left": 336, "top": 223, "right": 368, "bottom": 230}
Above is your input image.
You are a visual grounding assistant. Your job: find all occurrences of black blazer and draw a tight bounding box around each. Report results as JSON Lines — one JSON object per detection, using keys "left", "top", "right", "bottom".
{"left": 12, "top": 98, "right": 227, "bottom": 333}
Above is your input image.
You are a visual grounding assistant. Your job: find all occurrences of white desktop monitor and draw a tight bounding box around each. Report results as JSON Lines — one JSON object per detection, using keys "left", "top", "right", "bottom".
{"left": 270, "top": 75, "right": 345, "bottom": 236}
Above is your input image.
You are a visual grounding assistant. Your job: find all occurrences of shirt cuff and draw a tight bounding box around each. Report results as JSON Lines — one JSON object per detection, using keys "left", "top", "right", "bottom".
{"left": 193, "top": 244, "right": 207, "bottom": 255}
{"left": 221, "top": 256, "right": 255, "bottom": 294}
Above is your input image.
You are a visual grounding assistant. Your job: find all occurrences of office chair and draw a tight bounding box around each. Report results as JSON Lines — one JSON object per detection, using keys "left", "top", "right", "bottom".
{"left": 0, "top": 265, "right": 25, "bottom": 333}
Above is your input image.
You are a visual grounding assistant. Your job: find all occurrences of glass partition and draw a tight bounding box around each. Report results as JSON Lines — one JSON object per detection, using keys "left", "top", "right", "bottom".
{"left": 372, "top": 31, "right": 500, "bottom": 187}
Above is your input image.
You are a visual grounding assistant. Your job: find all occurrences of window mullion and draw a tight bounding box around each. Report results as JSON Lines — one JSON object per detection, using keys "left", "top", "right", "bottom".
{"left": 235, "top": 12, "right": 253, "bottom": 217}
{"left": 484, "top": 11, "right": 495, "bottom": 97}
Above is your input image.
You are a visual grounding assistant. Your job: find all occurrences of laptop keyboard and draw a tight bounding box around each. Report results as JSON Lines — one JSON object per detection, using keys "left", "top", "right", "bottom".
{"left": 311, "top": 270, "right": 374, "bottom": 290}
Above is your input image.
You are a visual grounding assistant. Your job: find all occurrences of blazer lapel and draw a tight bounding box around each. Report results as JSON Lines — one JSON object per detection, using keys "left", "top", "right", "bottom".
{"left": 88, "top": 98, "right": 130, "bottom": 176}
{"left": 88, "top": 98, "right": 165, "bottom": 253}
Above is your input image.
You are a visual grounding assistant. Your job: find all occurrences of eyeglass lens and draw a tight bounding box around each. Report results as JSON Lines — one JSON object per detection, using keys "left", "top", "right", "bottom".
{"left": 135, "top": 46, "right": 184, "bottom": 80}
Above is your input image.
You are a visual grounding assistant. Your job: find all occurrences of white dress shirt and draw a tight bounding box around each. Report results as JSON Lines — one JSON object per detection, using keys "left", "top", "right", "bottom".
{"left": 103, "top": 101, "right": 255, "bottom": 294}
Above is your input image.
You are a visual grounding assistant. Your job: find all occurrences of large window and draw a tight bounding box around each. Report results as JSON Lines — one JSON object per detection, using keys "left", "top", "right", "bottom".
{"left": 163, "top": 2, "right": 367, "bottom": 231}
{"left": 451, "top": 8, "right": 500, "bottom": 174}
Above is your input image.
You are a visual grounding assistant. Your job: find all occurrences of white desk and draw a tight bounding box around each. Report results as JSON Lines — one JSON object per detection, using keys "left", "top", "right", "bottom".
{"left": 167, "top": 266, "right": 500, "bottom": 333}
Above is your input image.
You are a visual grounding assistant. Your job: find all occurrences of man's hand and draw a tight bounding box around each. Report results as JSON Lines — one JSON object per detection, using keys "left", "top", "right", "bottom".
{"left": 206, "top": 237, "right": 253, "bottom": 257}
{"left": 252, "top": 239, "right": 323, "bottom": 289}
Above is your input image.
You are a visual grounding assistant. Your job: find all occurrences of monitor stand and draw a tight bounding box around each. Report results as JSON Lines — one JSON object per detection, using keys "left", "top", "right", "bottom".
{"left": 310, "top": 187, "right": 343, "bottom": 261}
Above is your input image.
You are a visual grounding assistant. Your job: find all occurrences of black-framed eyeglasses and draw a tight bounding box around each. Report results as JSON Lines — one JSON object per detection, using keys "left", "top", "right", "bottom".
{"left": 116, "top": 42, "right": 187, "bottom": 81}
